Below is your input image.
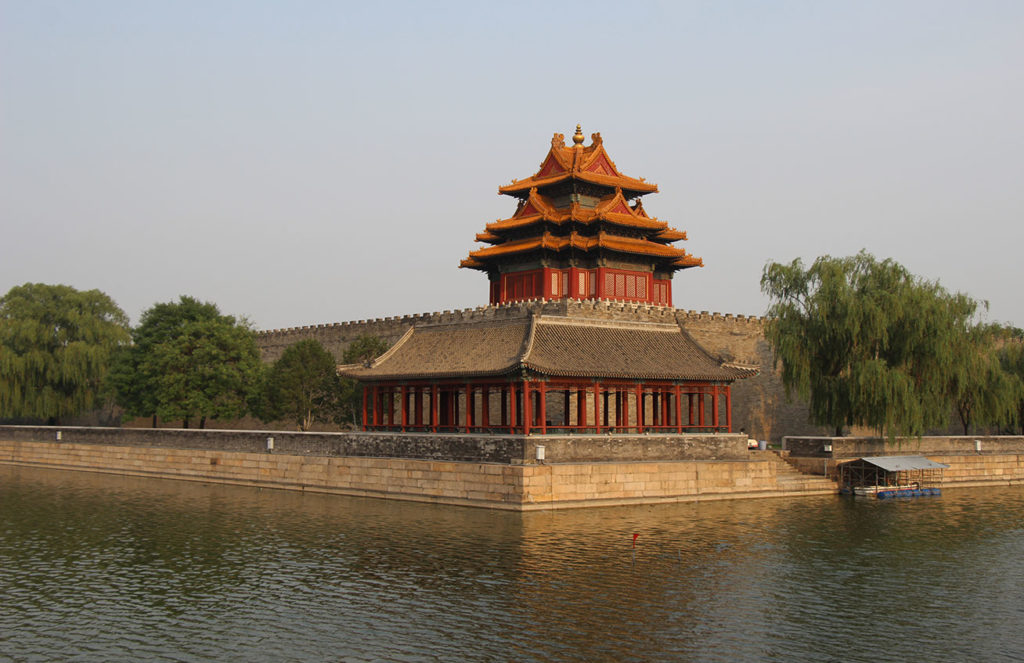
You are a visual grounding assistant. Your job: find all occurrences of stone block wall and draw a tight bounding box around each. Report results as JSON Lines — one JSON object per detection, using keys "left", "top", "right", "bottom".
{"left": 0, "top": 426, "right": 748, "bottom": 463}
{"left": 784, "top": 435, "right": 1024, "bottom": 459}
{"left": 781, "top": 435, "right": 1024, "bottom": 487}
{"left": 0, "top": 438, "right": 832, "bottom": 510}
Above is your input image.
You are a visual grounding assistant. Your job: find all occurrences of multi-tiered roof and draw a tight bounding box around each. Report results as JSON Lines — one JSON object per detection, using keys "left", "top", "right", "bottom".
{"left": 460, "top": 126, "right": 701, "bottom": 306}
{"left": 343, "top": 129, "right": 754, "bottom": 436}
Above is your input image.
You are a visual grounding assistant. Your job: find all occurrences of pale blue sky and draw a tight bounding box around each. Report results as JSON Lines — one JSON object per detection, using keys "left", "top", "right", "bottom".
{"left": 2, "top": 1, "right": 1022, "bottom": 329}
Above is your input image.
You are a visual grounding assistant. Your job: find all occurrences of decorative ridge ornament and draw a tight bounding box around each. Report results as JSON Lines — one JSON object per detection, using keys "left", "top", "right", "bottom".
{"left": 572, "top": 124, "right": 585, "bottom": 146}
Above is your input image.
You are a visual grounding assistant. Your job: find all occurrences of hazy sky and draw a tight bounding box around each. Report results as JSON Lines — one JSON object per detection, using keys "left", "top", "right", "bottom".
{"left": 2, "top": 1, "right": 1022, "bottom": 330}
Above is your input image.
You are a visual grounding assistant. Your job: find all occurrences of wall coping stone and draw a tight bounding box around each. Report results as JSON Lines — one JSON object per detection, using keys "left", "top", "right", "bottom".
{"left": 0, "top": 426, "right": 748, "bottom": 464}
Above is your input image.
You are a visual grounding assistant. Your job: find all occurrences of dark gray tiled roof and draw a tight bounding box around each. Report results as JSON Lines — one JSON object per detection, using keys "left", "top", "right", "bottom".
{"left": 344, "top": 319, "right": 531, "bottom": 380}
{"left": 344, "top": 314, "right": 755, "bottom": 382}
{"left": 524, "top": 319, "right": 751, "bottom": 380}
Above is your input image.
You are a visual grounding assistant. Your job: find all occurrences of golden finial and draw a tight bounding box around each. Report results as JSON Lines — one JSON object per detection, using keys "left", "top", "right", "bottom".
{"left": 572, "top": 124, "right": 585, "bottom": 145}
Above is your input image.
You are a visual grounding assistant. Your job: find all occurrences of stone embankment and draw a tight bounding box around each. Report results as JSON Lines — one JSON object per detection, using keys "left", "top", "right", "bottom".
{"left": 0, "top": 426, "right": 835, "bottom": 510}
{"left": 783, "top": 435, "right": 1024, "bottom": 488}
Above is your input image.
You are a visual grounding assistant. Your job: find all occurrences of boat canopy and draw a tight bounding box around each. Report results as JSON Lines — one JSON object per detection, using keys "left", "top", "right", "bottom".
{"left": 858, "top": 456, "right": 949, "bottom": 472}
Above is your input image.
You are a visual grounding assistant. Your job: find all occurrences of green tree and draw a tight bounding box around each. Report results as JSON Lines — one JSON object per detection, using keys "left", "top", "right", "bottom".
{"left": 108, "top": 296, "right": 221, "bottom": 425}
{"left": 261, "top": 339, "right": 344, "bottom": 431}
{"left": 948, "top": 324, "right": 1020, "bottom": 434}
{"left": 343, "top": 334, "right": 391, "bottom": 365}
{"left": 107, "top": 296, "right": 261, "bottom": 428}
{"left": 761, "top": 251, "right": 982, "bottom": 438}
{"left": 0, "top": 283, "right": 130, "bottom": 423}
{"left": 998, "top": 340, "right": 1024, "bottom": 434}
{"left": 339, "top": 335, "right": 391, "bottom": 425}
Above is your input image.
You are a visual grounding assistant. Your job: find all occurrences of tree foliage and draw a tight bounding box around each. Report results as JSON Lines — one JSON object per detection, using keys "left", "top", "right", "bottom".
{"left": 107, "top": 296, "right": 261, "bottom": 428}
{"left": 342, "top": 335, "right": 391, "bottom": 365}
{"left": 998, "top": 340, "right": 1024, "bottom": 434}
{"left": 947, "top": 324, "right": 1020, "bottom": 434}
{"left": 0, "top": 283, "right": 130, "bottom": 423}
{"left": 339, "top": 334, "right": 391, "bottom": 425}
{"left": 761, "top": 251, "right": 1014, "bottom": 438}
{"left": 260, "top": 339, "right": 344, "bottom": 431}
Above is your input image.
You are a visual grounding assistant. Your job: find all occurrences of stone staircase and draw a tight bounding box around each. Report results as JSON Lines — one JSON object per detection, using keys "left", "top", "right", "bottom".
{"left": 755, "top": 449, "right": 838, "bottom": 494}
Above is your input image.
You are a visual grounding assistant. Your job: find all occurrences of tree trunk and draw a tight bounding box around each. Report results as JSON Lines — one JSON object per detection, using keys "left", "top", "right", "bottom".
{"left": 958, "top": 403, "right": 970, "bottom": 436}
{"left": 152, "top": 414, "right": 158, "bottom": 428}
{"left": 199, "top": 416, "right": 206, "bottom": 429}
{"left": 183, "top": 416, "right": 189, "bottom": 429}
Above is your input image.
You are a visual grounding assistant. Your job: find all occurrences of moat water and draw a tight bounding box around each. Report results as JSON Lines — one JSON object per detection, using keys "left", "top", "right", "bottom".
{"left": 1, "top": 465, "right": 1022, "bottom": 662}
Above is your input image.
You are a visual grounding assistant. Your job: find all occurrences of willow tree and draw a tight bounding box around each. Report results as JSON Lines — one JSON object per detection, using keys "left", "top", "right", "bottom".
{"left": 999, "top": 340, "right": 1024, "bottom": 434}
{"left": 947, "top": 325, "right": 1021, "bottom": 434}
{"left": 761, "top": 251, "right": 981, "bottom": 438}
{"left": 0, "top": 283, "right": 130, "bottom": 423}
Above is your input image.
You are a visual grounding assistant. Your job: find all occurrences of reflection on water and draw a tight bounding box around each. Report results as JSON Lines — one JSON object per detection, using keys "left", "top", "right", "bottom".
{"left": 1, "top": 466, "right": 1023, "bottom": 662}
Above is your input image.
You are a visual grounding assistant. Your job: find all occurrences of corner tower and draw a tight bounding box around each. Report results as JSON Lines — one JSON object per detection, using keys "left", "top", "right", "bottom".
{"left": 460, "top": 126, "right": 702, "bottom": 306}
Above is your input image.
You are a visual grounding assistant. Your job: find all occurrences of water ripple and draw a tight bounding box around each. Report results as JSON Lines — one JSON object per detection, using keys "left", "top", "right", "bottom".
{"left": 2, "top": 467, "right": 1023, "bottom": 662}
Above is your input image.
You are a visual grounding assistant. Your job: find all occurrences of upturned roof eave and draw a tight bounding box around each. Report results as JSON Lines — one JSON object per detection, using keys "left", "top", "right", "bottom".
{"left": 499, "top": 172, "right": 659, "bottom": 197}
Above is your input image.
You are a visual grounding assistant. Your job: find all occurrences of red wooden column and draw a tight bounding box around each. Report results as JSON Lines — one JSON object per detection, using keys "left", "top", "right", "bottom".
{"left": 712, "top": 386, "right": 720, "bottom": 431}
{"left": 509, "top": 385, "right": 517, "bottom": 433}
{"left": 501, "top": 387, "right": 509, "bottom": 430}
{"left": 674, "top": 385, "right": 683, "bottom": 433}
{"left": 523, "top": 381, "right": 532, "bottom": 435}
{"left": 725, "top": 385, "right": 733, "bottom": 432}
{"left": 698, "top": 391, "right": 706, "bottom": 428}
{"left": 465, "top": 382, "right": 473, "bottom": 433}
{"left": 431, "top": 384, "right": 439, "bottom": 432}
{"left": 372, "top": 386, "right": 380, "bottom": 428}
{"left": 594, "top": 382, "right": 602, "bottom": 434}
{"left": 401, "top": 385, "right": 408, "bottom": 431}
{"left": 635, "top": 384, "right": 643, "bottom": 433}
{"left": 539, "top": 381, "right": 547, "bottom": 434}
{"left": 361, "top": 386, "right": 368, "bottom": 431}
